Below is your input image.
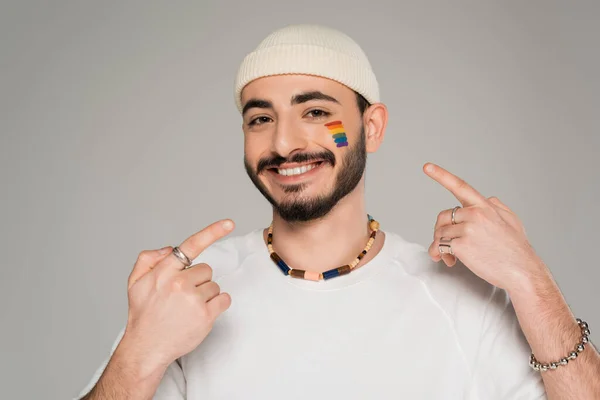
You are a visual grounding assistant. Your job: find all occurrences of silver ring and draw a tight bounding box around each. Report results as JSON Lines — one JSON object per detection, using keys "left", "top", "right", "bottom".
{"left": 451, "top": 206, "right": 461, "bottom": 225}
{"left": 172, "top": 246, "right": 192, "bottom": 268}
{"left": 438, "top": 237, "right": 454, "bottom": 255}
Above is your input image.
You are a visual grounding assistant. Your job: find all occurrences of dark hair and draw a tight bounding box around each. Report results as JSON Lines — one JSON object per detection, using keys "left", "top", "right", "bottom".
{"left": 355, "top": 91, "right": 371, "bottom": 115}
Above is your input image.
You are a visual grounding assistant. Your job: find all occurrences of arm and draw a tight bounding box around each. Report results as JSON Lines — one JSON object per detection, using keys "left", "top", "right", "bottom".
{"left": 508, "top": 258, "right": 600, "bottom": 399}
{"left": 80, "top": 335, "right": 177, "bottom": 400}
{"left": 422, "top": 164, "right": 600, "bottom": 398}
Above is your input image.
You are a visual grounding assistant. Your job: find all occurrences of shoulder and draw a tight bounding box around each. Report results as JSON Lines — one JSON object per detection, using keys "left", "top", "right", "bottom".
{"left": 383, "top": 230, "right": 542, "bottom": 395}
{"left": 190, "top": 228, "right": 263, "bottom": 280}
{"left": 385, "top": 231, "right": 544, "bottom": 396}
{"left": 383, "top": 231, "right": 517, "bottom": 352}
{"left": 384, "top": 230, "right": 503, "bottom": 312}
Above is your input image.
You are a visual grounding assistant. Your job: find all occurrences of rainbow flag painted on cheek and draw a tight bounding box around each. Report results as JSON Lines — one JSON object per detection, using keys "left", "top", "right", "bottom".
{"left": 324, "top": 120, "right": 349, "bottom": 147}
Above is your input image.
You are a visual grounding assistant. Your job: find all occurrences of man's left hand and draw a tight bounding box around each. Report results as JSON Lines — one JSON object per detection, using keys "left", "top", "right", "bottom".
{"left": 423, "top": 162, "right": 545, "bottom": 292}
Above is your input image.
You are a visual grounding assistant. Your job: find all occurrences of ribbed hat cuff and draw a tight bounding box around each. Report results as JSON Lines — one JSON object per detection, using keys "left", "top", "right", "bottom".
{"left": 234, "top": 44, "right": 380, "bottom": 113}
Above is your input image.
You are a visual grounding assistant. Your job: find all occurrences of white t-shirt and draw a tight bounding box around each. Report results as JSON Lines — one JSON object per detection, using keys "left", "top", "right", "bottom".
{"left": 77, "top": 229, "right": 547, "bottom": 399}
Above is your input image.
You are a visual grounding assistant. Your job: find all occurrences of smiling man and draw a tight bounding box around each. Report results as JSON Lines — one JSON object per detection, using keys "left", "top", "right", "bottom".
{"left": 242, "top": 78, "right": 371, "bottom": 224}
{"left": 77, "top": 24, "right": 599, "bottom": 400}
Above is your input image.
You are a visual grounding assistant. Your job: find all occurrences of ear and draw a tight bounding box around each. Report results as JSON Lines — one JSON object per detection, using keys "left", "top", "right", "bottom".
{"left": 363, "top": 102, "right": 388, "bottom": 153}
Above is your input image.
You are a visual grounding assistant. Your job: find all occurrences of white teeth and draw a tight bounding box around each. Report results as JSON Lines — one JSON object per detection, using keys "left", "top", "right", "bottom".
{"left": 277, "top": 163, "right": 316, "bottom": 176}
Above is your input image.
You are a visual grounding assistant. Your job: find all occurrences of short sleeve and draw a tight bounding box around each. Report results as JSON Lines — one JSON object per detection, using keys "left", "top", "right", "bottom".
{"left": 467, "top": 287, "right": 547, "bottom": 399}
{"left": 74, "top": 328, "right": 186, "bottom": 399}
{"left": 154, "top": 359, "right": 186, "bottom": 399}
{"left": 74, "top": 328, "right": 126, "bottom": 399}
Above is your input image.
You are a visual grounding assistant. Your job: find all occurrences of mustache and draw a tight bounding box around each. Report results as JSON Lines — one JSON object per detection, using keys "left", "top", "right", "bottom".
{"left": 256, "top": 151, "right": 336, "bottom": 174}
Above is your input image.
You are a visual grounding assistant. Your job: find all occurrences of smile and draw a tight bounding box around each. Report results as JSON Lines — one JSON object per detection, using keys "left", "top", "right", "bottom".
{"left": 277, "top": 162, "right": 320, "bottom": 176}
{"left": 267, "top": 161, "right": 325, "bottom": 179}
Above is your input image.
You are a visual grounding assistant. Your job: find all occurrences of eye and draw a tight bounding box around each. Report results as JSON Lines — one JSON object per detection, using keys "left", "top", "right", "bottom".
{"left": 248, "top": 116, "right": 273, "bottom": 127}
{"left": 305, "top": 109, "right": 331, "bottom": 119}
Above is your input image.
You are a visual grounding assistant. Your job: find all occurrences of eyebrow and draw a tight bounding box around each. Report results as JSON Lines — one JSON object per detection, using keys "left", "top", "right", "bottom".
{"left": 290, "top": 91, "right": 340, "bottom": 106}
{"left": 242, "top": 99, "right": 273, "bottom": 116}
{"left": 242, "top": 91, "right": 340, "bottom": 116}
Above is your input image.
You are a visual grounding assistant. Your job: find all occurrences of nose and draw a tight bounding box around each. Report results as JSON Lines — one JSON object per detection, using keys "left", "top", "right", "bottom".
{"left": 271, "top": 118, "right": 309, "bottom": 159}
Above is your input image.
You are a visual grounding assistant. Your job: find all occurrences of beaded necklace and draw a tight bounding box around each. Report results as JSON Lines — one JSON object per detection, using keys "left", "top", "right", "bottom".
{"left": 267, "top": 214, "right": 380, "bottom": 281}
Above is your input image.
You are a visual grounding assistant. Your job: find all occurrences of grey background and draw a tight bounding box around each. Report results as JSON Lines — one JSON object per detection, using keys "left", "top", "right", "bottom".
{"left": 1, "top": 1, "right": 598, "bottom": 399}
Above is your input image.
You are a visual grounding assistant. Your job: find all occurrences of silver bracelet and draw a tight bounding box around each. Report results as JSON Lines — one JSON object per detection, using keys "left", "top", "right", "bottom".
{"left": 529, "top": 318, "right": 591, "bottom": 372}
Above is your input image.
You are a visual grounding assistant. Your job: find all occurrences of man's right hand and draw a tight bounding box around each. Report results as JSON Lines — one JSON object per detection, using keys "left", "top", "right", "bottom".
{"left": 119, "top": 219, "right": 235, "bottom": 373}
{"left": 81, "top": 219, "right": 235, "bottom": 399}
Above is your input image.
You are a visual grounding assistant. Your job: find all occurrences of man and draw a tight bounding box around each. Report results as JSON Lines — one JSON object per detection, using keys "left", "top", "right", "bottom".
{"left": 77, "top": 24, "right": 599, "bottom": 399}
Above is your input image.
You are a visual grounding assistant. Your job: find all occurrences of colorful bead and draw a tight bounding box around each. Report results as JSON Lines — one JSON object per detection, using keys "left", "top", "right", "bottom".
{"left": 304, "top": 270, "right": 322, "bottom": 281}
{"left": 323, "top": 269, "right": 340, "bottom": 280}
{"left": 289, "top": 269, "right": 305, "bottom": 279}
{"left": 277, "top": 260, "right": 290, "bottom": 275}
{"left": 338, "top": 265, "right": 351, "bottom": 275}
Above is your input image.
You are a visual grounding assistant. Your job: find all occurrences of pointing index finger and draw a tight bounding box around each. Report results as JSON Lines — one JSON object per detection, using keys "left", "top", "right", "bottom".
{"left": 163, "top": 219, "right": 235, "bottom": 271}
{"left": 423, "top": 163, "right": 486, "bottom": 206}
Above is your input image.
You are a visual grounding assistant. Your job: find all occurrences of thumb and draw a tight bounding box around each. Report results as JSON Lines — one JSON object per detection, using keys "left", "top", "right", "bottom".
{"left": 128, "top": 246, "right": 173, "bottom": 290}
{"left": 442, "top": 253, "right": 457, "bottom": 267}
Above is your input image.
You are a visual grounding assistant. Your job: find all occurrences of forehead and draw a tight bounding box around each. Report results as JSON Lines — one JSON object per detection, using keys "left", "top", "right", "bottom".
{"left": 241, "top": 74, "right": 354, "bottom": 107}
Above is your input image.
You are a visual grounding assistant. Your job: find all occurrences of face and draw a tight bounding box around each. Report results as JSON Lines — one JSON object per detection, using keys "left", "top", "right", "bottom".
{"left": 241, "top": 75, "right": 368, "bottom": 222}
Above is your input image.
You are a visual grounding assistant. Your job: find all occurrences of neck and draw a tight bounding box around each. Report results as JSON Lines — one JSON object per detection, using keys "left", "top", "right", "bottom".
{"left": 262, "top": 183, "right": 385, "bottom": 274}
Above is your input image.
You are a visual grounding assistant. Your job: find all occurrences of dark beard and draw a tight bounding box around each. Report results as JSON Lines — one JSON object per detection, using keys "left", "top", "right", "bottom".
{"left": 244, "top": 125, "right": 367, "bottom": 222}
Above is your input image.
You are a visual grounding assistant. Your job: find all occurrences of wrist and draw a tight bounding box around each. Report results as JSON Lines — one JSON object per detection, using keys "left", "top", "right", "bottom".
{"left": 87, "top": 335, "right": 169, "bottom": 400}
{"left": 506, "top": 256, "right": 555, "bottom": 304}
{"left": 113, "top": 333, "right": 170, "bottom": 383}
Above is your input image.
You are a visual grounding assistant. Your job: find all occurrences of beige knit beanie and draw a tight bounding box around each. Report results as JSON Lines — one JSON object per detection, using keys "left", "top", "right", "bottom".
{"left": 234, "top": 24, "right": 380, "bottom": 114}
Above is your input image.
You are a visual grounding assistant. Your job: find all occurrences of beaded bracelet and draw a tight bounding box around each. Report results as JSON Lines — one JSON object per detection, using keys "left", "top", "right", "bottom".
{"left": 529, "top": 318, "right": 591, "bottom": 372}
